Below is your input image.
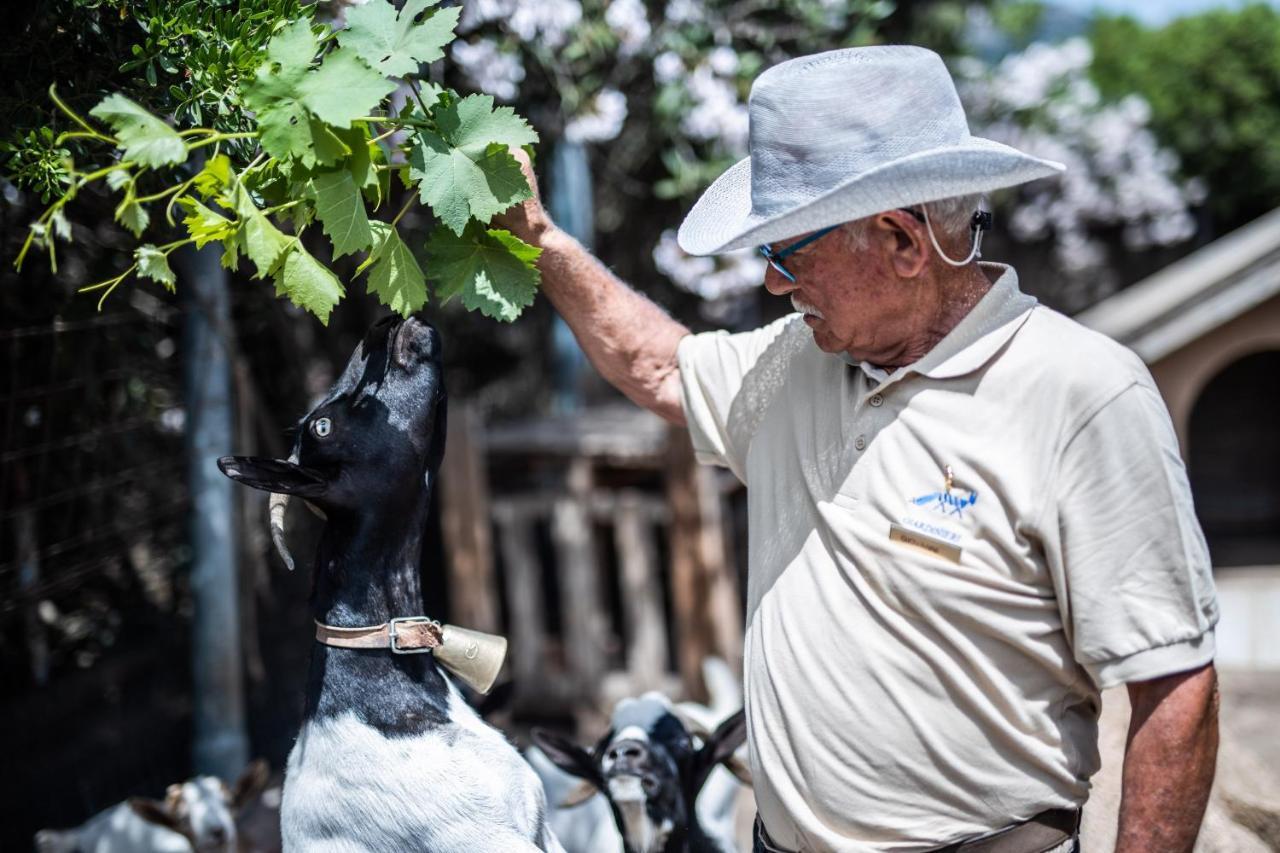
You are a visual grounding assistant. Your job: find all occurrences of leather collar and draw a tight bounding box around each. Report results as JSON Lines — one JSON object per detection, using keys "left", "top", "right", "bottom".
{"left": 315, "top": 617, "right": 443, "bottom": 654}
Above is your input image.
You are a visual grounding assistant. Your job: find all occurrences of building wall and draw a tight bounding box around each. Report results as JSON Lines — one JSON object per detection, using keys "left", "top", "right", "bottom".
{"left": 1148, "top": 290, "right": 1280, "bottom": 454}
{"left": 1146, "top": 290, "right": 1280, "bottom": 670}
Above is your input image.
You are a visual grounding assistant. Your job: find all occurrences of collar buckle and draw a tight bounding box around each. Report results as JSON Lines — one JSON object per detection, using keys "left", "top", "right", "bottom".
{"left": 388, "top": 617, "right": 442, "bottom": 654}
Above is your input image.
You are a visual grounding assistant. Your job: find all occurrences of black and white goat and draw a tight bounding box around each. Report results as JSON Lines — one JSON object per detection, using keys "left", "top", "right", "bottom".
{"left": 532, "top": 693, "right": 748, "bottom": 853}
{"left": 219, "top": 316, "right": 562, "bottom": 853}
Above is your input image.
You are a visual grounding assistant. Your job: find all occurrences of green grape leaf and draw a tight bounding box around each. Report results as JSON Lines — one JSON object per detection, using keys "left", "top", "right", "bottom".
{"left": 425, "top": 223, "right": 540, "bottom": 322}
{"left": 232, "top": 187, "right": 291, "bottom": 278}
{"left": 333, "top": 126, "right": 375, "bottom": 191}
{"left": 193, "top": 154, "right": 234, "bottom": 198}
{"left": 339, "top": 0, "right": 461, "bottom": 77}
{"left": 273, "top": 243, "right": 344, "bottom": 324}
{"left": 178, "top": 197, "right": 237, "bottom": 248}
{"left": 358, "top": 221, "right": 427, "bottom": 316}
{"left": 135, "top": 244, "right": 176, "bottom": 292}
{"left": 243, "top": 23, "right": 391, "bottom": 166}
{"left": 409, "top": 139, "right": 531, "bottom": 235}
{"left": 115, "top": 196, "right": 150, "bottom": 237}
{"left": 298, "top": 49, "right": 397, "bottom": 128}
{"left": 241, "top": 20, "right": 317, "bottom": 112}
{"left": 90, "top": 94, "right": 188, "bottom": 168}
{"left": 437, "top": 94, "right": 539, "bottom": 154}
{"left": 310, "top": 169, "right": 372, "bottom": 258}
{"left": 406, "top": 94, "right": 537, "bottom": 233}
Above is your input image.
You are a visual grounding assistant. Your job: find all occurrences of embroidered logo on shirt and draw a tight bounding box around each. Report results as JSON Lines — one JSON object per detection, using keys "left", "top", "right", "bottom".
{"left": 907, "top": 465, "right": 978, "bottom": 519}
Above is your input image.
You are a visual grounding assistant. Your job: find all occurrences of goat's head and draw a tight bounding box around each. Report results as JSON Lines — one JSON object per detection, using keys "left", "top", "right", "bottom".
{"left": 218, "top": 316, "right": 445, "bottom": 569}
{"left": 532, "top": 694, "right": 747, "bottom": 853}
{"left": 128, "top": 762, "right": 266, "bottom": 852}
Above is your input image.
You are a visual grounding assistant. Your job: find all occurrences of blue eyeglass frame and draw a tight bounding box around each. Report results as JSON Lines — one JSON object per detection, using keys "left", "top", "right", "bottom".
{"left": 758, "top": 208, "right": 927, "bottom": 283}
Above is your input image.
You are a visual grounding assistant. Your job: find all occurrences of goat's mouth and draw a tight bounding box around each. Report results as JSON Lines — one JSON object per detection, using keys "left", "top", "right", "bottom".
{"left": 390, "top": 315, "right": 440, "bottom": 370}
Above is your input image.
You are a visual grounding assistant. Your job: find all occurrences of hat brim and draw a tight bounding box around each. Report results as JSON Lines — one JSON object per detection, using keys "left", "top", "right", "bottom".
{"left": 676, "top": 137, "right": 1065, "bottom": 256}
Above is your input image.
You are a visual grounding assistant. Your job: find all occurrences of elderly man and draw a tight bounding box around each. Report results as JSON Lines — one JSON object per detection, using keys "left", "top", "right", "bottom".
{"left": 499, "top": 46, "right": 1219, "bottom": 852}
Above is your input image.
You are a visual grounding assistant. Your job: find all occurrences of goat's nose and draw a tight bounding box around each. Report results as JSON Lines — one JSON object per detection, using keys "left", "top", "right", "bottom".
{"left": 604, "top": 738, "right": 649, "bottom": 773}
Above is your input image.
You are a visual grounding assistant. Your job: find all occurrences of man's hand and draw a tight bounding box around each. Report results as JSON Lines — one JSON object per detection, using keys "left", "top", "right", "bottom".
{"left": 1116, "top": 663, "right": 1219, "bottom": 853}
{"left": 495, "top": 147, "right": 555, "bottom": 247}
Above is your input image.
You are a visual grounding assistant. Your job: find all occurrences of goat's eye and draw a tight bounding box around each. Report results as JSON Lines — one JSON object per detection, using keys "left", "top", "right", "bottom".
{"left": 311, "top": 417, "right": 332, "bottom": 438}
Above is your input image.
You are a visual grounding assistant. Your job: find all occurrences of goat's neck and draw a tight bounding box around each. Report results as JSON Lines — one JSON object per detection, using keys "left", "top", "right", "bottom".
{"left": 311, "top": 495, "right": 432, "bottom": 628}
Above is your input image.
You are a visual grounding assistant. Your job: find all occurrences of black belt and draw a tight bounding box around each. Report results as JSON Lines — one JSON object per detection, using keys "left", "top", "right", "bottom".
{"left": 753, "top": 808, "right": 1080, "bottom": 853}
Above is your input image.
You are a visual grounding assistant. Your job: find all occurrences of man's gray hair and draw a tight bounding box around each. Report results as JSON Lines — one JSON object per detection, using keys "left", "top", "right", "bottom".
{"left": 842, "top": 193, "right": 986, "bottom": 256}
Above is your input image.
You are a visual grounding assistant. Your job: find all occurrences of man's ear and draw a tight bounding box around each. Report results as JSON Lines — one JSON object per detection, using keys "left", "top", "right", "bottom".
{"left": 873, "top": 210, "right": 928, "bottom": 278}
{"left": 689, "top": 708, "right": 748, "bottom": 795}
{"left": 128, "top": 798, "right": 183, "bottom": 832}
{"left": 530, "top": 728, "right": 603, "bottom": 787}
{"left": 217, "top": 456, "right": 327, "bottom": 497}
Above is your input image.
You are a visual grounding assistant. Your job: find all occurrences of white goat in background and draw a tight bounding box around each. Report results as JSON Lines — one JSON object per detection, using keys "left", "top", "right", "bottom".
{"left": 35, "top": 762, "right": 267, "bottom": 853}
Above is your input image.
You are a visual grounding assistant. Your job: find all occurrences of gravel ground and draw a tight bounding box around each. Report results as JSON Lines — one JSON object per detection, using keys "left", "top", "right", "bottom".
{"left": 1082, "top": 669, "right": 1280, "bottom": 852}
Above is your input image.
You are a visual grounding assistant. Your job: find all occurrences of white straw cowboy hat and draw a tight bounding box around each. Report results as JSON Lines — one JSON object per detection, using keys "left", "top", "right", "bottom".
{"left": 676, "top": 45, "right": 1065, "bottom": 256}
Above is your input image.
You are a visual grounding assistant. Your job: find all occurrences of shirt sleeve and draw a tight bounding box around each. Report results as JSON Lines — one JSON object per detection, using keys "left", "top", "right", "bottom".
{"left": 1040, "top": 381, "right": 1219, "bottom": 689}
{"left": 676, "top": 316, "right": 795, "bottom": 483}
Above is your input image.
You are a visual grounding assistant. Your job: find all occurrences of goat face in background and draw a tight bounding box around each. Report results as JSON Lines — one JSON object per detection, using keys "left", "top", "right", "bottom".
{"left": 35, "top": 762, "right": 267, "bottom": 853}
{"left": 217, "top": 315, "right": 445, "bottom": 569}
{"left": 532, "top": 695, "right": 747, "bottom": 853}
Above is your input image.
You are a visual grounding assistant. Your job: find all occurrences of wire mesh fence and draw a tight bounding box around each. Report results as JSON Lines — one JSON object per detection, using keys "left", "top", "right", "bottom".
{"left": 0, "top": 299, "right": 195, "bottom": 844}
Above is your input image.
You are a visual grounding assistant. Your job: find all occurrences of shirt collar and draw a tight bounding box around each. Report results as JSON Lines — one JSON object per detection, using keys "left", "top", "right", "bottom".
{"left": 839, "top": 262, "right": 1037, "bottom": 391}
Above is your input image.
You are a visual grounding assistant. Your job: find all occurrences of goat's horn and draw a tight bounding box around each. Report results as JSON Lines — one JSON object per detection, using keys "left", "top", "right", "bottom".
{"left": 269, "top": 491, "right": 295, "bottom": 572}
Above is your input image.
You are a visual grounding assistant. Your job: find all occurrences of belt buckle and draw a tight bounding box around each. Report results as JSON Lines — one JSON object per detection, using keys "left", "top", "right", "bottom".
{"left": 388, "top": 617, "right": 439, "bottom": 654}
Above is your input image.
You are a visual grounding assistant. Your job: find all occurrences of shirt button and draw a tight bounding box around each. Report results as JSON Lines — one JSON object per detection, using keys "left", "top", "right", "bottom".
{"left": 869, "top": 394, "right": 884, "bottom": 407}
{"left": 854, "top": 435, "right": 867, "bottom": 451}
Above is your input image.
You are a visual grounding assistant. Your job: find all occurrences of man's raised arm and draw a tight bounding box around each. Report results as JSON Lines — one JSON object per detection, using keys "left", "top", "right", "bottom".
{"left": 495, "top": 151, "right": 690, "bottom": 425}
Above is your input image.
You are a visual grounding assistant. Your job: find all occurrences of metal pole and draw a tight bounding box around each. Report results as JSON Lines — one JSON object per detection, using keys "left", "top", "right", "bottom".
{"left": 178, "top": 234, "right": 249, "bottom": 781}
{"left": 548, "top": 140, "right": 593, "bottom": 413}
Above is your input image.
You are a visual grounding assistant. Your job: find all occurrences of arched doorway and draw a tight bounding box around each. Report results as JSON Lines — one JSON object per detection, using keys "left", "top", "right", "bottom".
{"left": 1188, "top": 350, "right": 1280, "bottom": 567}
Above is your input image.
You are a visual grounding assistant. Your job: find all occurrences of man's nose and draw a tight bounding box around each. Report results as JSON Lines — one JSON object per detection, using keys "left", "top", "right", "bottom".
{"left": 763, "top": 263, "right": 797, "bottom": 296}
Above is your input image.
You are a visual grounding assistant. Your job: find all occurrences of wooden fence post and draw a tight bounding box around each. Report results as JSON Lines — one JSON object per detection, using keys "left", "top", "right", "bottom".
{"left": 494, "top": 502, "right": 545, "bottom": 688}
{"left": 665, "top": 427, "right": 743, "bottom": 701}
{"left": 614, "top": 493, "right": 667, "bottom": 691}
{"left": 554, "top": 458, "right": 609, "bottom": 697}
{"left": 439, "top": 401, "right": 498, "bottom": 633}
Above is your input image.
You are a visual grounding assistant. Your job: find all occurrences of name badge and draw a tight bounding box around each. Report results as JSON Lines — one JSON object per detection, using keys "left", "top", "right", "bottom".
{"left": 889, "top": 523, "right": 962, "bottom": 564}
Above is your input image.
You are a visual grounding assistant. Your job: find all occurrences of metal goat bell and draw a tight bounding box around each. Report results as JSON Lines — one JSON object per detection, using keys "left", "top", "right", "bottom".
{"left": 434, "top": 624, "right": 508, "bottom": 695}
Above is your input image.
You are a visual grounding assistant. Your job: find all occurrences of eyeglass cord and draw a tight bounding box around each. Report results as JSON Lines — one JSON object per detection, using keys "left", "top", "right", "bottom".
{"left": 922, "top": 206, "right": 986, "bottom": 267}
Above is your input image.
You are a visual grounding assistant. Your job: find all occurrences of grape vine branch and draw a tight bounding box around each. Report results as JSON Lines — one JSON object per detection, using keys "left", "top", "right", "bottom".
{"left": 12, "top": 0, "right": 543, "bottom": 325}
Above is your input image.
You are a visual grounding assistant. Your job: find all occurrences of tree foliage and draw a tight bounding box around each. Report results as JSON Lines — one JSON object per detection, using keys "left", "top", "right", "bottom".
{"left": 6, "top": 0, "right": 544, "bottom": 324}
{"left": 1090, "top": 4, "right": 1280, "bottom": 232}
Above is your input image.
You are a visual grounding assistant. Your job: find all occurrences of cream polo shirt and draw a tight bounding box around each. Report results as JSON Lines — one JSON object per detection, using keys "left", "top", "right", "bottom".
{"left": 676, "top": 263, "right": 1218, "bottom": 853}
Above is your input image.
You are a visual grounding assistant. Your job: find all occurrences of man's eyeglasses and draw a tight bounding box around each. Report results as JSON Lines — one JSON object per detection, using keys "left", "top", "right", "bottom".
{"left": 757, "top": 209, "right": 927, "bottom": 283}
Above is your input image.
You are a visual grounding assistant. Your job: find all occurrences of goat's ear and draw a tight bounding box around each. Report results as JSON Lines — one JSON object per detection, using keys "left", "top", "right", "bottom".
{"left": 129, "top": 798, "right": 183, "bottom": 831}
{"left": 689, "top": 708, "right": 748, "bottom": 794}
{"left": 530, "top": 728, "right": 602, "bottom": 786}
{"left": 230, "top": 759, "right": 270, "bottom": 810}
{"left": 559, "top": 779, "right": 600, "bottom": 808}
{"left": 217, "top": 456, "right": 327, "bottom": 497}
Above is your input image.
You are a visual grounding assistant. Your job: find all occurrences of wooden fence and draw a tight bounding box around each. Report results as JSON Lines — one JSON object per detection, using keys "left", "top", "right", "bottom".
{"left": 438, "top": 402, "right": 743, "bottom": 721}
